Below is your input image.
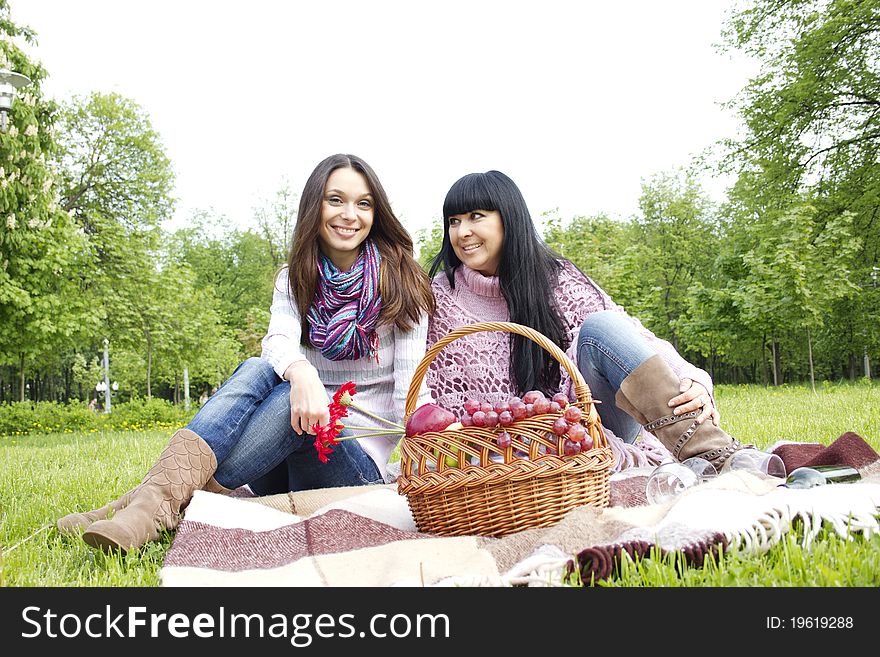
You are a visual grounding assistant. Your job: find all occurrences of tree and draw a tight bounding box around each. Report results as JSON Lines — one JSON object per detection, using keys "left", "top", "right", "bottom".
{"left": 168, "top": 211, "right": 276, "bottom": 344}
{"left": 149, "top": 257, "right": 243, "bottom": 401}
{"left": 414, "top": 223, "right": 443, "bottom": 272}
{"left": 721, "top": 0, "right": 880, "bottom": 374}
{"left": 253, "top": 179, "right": 297, "bottom": 268}
{"left": 734, "top": 205, "right": 861, "bottom": 389}
{"left": 543, "top": 209, "right": 636, "bottom": 300}
{"left": 0, "top": 1, "right": 88, "bottom": 400}
{"left": 57, "top": 92, "right": 174, "bottom": 230}
{"left": 625, "top": 170, "right": 720, "bottom": 351}
{"left": 54, "top": 92, "right": 180, "bottom": 395}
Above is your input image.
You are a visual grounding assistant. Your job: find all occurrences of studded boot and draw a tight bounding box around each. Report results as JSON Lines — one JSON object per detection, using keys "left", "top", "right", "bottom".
{"left": 615, "top": 355, "right": 746, "bottom": 472}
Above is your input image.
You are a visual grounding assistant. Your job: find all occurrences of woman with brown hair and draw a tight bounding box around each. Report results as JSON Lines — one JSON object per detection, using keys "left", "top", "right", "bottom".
{"left": 57, "top": 154, "right": 435, "bottom": 553}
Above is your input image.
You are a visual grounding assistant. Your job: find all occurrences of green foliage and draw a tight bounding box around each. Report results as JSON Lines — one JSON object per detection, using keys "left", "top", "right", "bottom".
{"left": 252, "top": 179, "right": 298, "bottom": 269}
{"left": 57, "top": 92, "right": 174, "bottom": 228}
{"left": 54, "top": 92, "right": 177, "bottom": 397}
{"left": 414, "top": 222, "right": 444, "bottom": 272}
{"left": 718, "top": 0, "right": 880, "bottom": 376}
{"left": 631, "top": 171, "right": 719, "bottom": 341}
{"left": 543, "top": 210, "right": 635, "bottom": 298}
{"left": 0, "top": 398, "right": 194, "bottom": 438}
{"left": 0, "top": 3, "right": 90, "bottom": 392}
{"left": 167, "top": 212, "right": 277, "bottom": 336}
{"left": 104, "top": 397, "right": 194, "bottom": 431}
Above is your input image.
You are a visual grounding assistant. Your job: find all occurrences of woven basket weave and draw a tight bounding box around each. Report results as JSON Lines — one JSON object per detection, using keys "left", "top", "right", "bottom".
{"left": 397, "top": 321, "right": 613, "bottom": 537}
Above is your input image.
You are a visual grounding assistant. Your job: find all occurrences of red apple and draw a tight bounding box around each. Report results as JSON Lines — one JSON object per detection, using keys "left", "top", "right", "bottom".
{"left": 405, "top": 402, "right": 457, "bottom": 437}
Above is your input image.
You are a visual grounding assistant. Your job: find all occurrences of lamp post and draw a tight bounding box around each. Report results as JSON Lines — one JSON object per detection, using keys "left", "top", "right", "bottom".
{"left": 0, "top": 69, "right": 32, "bottom": 132}
{"left": 102, "top": 337, "right": 111, "bottom": 413}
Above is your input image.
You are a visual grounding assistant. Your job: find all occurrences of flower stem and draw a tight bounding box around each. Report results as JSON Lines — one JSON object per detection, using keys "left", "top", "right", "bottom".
{"left": 344, "top": 424, "right": 403, "bottom": 433}
{"left": 348, "top": 403, "right": 405, "bottom": 431}
{"left": 336, "top": 430, "right": 403, "bottom": 441}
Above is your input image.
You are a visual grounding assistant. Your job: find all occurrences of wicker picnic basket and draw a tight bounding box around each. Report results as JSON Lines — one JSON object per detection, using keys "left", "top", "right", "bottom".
{"left": 397, "top": 321, "right": 613, "bottom": 537}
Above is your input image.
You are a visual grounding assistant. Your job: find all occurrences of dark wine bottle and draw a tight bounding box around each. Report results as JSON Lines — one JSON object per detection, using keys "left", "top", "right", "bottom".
{"left": 782, "top": 465, "right": 861, "bottom": 489}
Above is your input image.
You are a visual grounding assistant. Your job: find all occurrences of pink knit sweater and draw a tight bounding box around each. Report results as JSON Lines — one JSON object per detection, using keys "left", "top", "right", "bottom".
{"left": 426, "top": 262, "right": 713, "bottom": 419}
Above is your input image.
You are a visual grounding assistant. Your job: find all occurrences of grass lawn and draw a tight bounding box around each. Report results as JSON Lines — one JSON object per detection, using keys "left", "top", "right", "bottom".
{"left": 1, "top": 381, "right": 879, "bottom": 587}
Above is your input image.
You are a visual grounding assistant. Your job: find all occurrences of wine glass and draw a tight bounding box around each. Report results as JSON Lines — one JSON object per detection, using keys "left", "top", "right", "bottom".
{"left": 723, "top": 448, "right": 787, "bottom": 479}
{"left": 645, "top": 457, "right": 718, "bottom": 505}
{"left": 680, "top": 456, "right": 718, "bottom": 482}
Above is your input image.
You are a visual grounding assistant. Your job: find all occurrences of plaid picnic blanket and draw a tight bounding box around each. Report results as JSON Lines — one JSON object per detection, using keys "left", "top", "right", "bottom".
{"left": 159, "top": 432, "right": 880, "bottom": 587}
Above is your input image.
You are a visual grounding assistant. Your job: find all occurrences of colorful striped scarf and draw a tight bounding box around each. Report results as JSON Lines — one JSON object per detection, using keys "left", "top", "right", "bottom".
{"left": 307, "top": 240, "right": 382, "bottom": 361}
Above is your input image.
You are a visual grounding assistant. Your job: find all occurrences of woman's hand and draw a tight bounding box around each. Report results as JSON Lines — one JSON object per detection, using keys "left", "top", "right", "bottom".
{"left": 667, "top": 379, "right": 719, "bottom": 426}
{"left": 284, "top": 361, "right": 330, "bottom": 435}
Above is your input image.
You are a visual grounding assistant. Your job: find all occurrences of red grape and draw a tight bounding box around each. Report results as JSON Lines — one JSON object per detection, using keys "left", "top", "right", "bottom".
{"left": 552, "top": 417, "right": 569, "bottom": 435}
{"left": 522, "top": 390, "right": 543, "bottom": 405}
{"left": 460, "top": 413, "right": 474, "bottom": 427}
{"left": 471, "top": 410, "right": 487, "bottom": 427}
{"left": 496, "top": 431, "right": 512, "bottom": 449}
{"left": 563, "top": 439, "right": 582, "bottom": 455}
{"left": 493, "top": 400, "right": 510, "bottom": 414}
{"left": 580, "top": 435, "right": 594, "bottom": 451}
{"left": 525, "top": 403, "right": 535, "bottom": 417}
{"left": 508, "top": 396, "right": 522, "bottom": 406}
{"left": 532, "top": 397, "right": 551, "bottom": 414}
{"left": 485, "top": 410, "right": 499, "bottom": 427}
{"left": 463, "top": 398, "right": 481, "bottom": 415}
{"left": 567, "top": 422, "right": 586, "bottom": 442}
{"left": 510, "top": 401, "right": 528, "bottom": 419}
{"left": 552, "top": 392, "right": 568, "bottom": 409}
{"left": 563, "top": 405, "right": 582, "bottom": 423}
{"left": 548, "top": 401, "right": 562, "bottom": 413}
{"left": 498, "top": 410, "right": 514, "bottom": 426}
{"left": 479, "top": 402, "right": 494, "bottom": 414}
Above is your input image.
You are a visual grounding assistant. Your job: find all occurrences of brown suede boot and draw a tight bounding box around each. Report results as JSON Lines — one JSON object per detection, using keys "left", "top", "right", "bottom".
{"left": 57, "top": 488, "right": 140, "bottom": 537}
{"left": 615, "top": 355, "right": 746, "bottom": 471}
{"left": 80, "top": 428, "right": 219, "bottom": 553}
{"left": 56, "top": 472, "right": 232, "bottom": 537}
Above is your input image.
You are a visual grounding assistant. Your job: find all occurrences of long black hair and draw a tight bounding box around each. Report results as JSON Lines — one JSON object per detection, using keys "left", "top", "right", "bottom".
{"left": 428, "top": 170, "right": 568, "bottom": 395}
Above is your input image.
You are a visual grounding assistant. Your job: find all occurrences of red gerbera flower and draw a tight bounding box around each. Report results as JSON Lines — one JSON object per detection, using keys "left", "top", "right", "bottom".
{"left": 333, "top": 381, "right": 357, "bottom": 406}
{"left": 312, "top": 381, "right": 405, "bottom": 463}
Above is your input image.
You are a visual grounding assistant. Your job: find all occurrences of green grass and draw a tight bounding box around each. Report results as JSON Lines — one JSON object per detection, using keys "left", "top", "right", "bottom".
{"left": 1, "top": 380, "right": 879, "bottom": 587}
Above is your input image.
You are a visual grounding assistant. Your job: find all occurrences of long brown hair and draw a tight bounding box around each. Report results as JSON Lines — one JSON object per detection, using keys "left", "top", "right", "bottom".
{"left": 286, "top": 154, "right": 434, "bottom": 345}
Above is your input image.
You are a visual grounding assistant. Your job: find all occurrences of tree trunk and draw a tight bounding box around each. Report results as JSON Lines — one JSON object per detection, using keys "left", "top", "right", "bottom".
{"left": 18, "top": 352, "right": 25, "bottom": 401}
{"left": 807, "top": 328, "right": 816, "bottom": 393}
{"left": 183, "top": 366, "right": 190, "bottom": 411}
{"left": 146, "top": 330, "right": 153, "bottom": 399}
{"left": 760, "top": 335, "right": 769, "bottom": 385}
{"left": 770, "top": 340, "right": 779, "bottom": 387}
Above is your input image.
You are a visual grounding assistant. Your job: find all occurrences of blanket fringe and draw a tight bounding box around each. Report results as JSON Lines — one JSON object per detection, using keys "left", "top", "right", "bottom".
{"left": 488, "top": 483, "right": 880, "bottom": 587}
{"left": 724, "top": 483, "right": 880, "bottom": 553}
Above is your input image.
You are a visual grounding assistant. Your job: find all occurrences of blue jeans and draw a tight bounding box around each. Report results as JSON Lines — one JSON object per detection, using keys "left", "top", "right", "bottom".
{"left": 188, "top": 357, "right": 382, "bottom": 492}
{"left": 576, "top": 311, "right": 657, "bottom": 443}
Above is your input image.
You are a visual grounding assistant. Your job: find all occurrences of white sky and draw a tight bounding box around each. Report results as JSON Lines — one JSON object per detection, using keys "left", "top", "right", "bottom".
{"left": 11, "top": 0, "right": 758, "bottom": 239}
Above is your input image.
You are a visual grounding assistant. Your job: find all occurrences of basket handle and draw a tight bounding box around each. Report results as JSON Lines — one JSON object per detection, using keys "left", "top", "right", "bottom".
{"left": 405, "top": 321, "right": 594, "bottom": 417}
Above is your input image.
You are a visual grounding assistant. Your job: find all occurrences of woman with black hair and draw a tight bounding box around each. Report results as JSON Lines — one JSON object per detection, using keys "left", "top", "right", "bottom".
{"left": 426, "top": 170, "right": 745, "bottom": 471}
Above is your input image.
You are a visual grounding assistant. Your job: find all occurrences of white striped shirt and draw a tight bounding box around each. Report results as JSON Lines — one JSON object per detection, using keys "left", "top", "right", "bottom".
{"left": 260, "top": 267, "right": 432, "bottom": 481}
